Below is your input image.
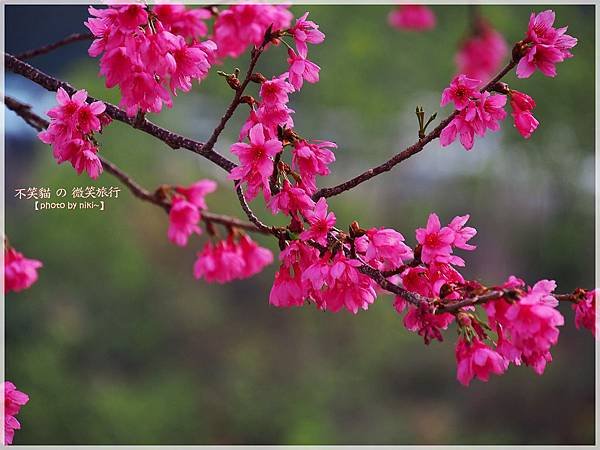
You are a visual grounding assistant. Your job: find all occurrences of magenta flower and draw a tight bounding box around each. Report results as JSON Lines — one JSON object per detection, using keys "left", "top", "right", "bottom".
{"left": 229, "top": 124, "right": 283, "bottom": 201}
{"left": 440, "top": 74, "right": 481, "bottom": 111}
{"left": 287, "top": 48, "right": 321, "bottom": 91}
{"left": 290, "top": 12, "right": 325, "bottom": 55}
{"left": 175, "top": 179, "right": 217, "bottom": 210}
{"left": 73, "top": 146, "right": 103, "bottom": 180}
{"left": 169, "top": 38, "right": 216, "bottom": 94}
{"left": 516, "top": 10, "right": 577, "bottom": 79}
{"left": 394, "top": 298, "right": 454, "bottom": 344}
{"left": 455, "top": 338, "right": 507, "bottom": 386}
{"left": 509, "top": 90, "right": 539, "bottom": 138}
{"left": 415, "top": 213, "right": 455, "bottom": 264}
{"left": 268, "top": 180, "right": 315, "bottom": 218}
{"left": 572, "top": 289, "right": 599, "bottom": 338}
{"left": 259, "top": 75, "right": 295, "bottom": 107}
{"left": 153, "top": 4, "right": 211, "bottom": 39}
{"left": 4, "top": 381, "right": 29, "bottom": 445}
{"left": 167, "top": 196, "right": 201, "bottom": 247}
{"left": 456, "top": 21, "right": 508, "bottom": 81}
{"left": 194, "top": 239, "right": 245, "bottom": 284}
{"left": 238, "top": 234, "right": 274, "bottom": 278}
{"left": 388, "top": 5, "right": 436, "bottom": 31}
{"left": 364, "top": 227, "right": 413, "bottom": 271}
{"left": 300, "top": 197, "right": 336, "bottom": 245}
{"left": 448, "top": 215, "right": 477, "bottom": 250}
{"left": 291, "top": 140, "right": 336, "bottom": 194}
{"left": 5, "top": 247, "right": 43, "bottom": 294}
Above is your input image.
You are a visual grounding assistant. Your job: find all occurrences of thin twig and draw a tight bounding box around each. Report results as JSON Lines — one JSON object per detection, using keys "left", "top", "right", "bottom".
{"left": 313, "top": 59, "right": 518, "bottom": 200}
{"left": 16, "top": 32, "right": 94, "bottom": 60}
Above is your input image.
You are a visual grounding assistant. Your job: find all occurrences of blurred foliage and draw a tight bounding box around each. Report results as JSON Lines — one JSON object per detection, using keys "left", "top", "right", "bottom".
{"left": 5, "top": 4, "right": 595, "bottom": 445}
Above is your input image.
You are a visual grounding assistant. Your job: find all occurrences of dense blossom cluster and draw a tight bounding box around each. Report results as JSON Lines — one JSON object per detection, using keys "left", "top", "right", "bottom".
{"left": 86, "top": 3, "right": 216, "bottom": 116}
{"left": 4, "top": 245, "right": 42, "bottom": 294}
{"left": 388, "top": 5, "right": 436, "bottom": 31}
{"left": 38, "top": 88, "right": 108, "bottom": 179}
{"left": 7, "top": 10, "right": 596, "bottom": 443}
{"left": 4, "top": 382, "right": 29, "bottom": 445}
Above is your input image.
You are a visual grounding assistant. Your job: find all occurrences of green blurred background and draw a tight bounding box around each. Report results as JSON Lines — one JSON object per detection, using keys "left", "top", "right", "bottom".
{"left": 4, "top": 4, "right": 595, "bottom": 445}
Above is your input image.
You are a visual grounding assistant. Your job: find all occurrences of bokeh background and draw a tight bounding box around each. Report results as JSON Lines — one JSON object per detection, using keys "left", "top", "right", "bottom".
{"left": 4, "top": 4, "right": 595, "bottom": 445}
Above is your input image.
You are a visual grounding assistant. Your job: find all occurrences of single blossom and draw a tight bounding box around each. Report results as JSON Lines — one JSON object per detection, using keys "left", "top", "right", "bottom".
{"left": 300, "top": 197, "right": 336, "bottom": 245}
{"left": 175, "top": 179, "right": 217, "bottom": 210}
{"left": 270, "top": 241, "right": 319, "bottom": 308}
{"left": 290, "top": 12, "right": 325, "bottom": 55}
{"left": 287, "top": 48, "right": 320, "bottom": 91}
{"left": 440, "top": 74, "right": 481, "bottom": 111}
{"left": 456, "top": 21, "right": 508, "bottom": 81}
{"left": 363, "top": 228, "right": 413, "bottom": 271}
{"left": 394, "top": 298, "right": 454, "bottom": 344}
{"left": 259, "top": 75, "right": 295, "bottom": 107}
{"left": 516, "top": 10, "right": 577, "bottom": 79}
{"left": 388, "top": 5, "right": 436, "bottom": 31}
{"left": 415, "top": 213, "right": 455, "bottom": 264}
{"left": 238, "top": 234, "right": 274, "bottom": 278}
{"left": 509, "top": 90, "right": 539, "bottom": 138}
{"left": 193, "top": 239, "right": 245, "bottom": 284}
{"left": 455, "top": 337, "right": 507, "bottom": 386}
{"left": 5, "top": 247, "right": 43, "bottom": 293}
{"left": 167, "top": 196, "right": 201, "bottom": 247}
{"left": 267, "top": 180, "right": 315, "bottom": 218}
{"left": 291, "top": 140, "right": 336, "bottom": 194}
{"left": 4, "top": 381, "right": 29, "bottom": 445}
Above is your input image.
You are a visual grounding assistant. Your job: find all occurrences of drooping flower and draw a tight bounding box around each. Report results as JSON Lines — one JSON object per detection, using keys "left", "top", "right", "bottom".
{"left": 167, "top": 196, "right": 201, "bottom": 247}
{"left": 260, "top": 75, "right": 295, "bottom": 107}
{"left": 153, "top": 3, "right": 211, "bottom": 39}
{"left": 175, "top": 179, "right": 217, "bottom": 210}
{"left": 516, "top": 10, "right": 577, "bottom": 79}
{"left": 291, "top": 140, "right": 336, "bottom": 194}
{"left": 394, "top": 297, "right": 454, "bottom": 344}
{"left": 455, "top": 337, "right": 508, "bottom": 386}
{"left": 193, "top": 238, "right": 245, "bottom": 284}
{"left": 4, "top": 381, "right": 29, "bottom": 445}
{"left": 388, "top": 5, "right": 436, "bottom": 31}
{"left": 300, "top": 197, "right": 336, "bottom": 246}
{"left": 270, "top": 241, "right": 319, "bottom": 308}
{"left": 363, "top": 228, "right": 413, "bottom": 271}
{"left": 238, "top": 234, "right": 274, "bottom": 278}
{"left": 509, "top": 89, "right": 539, "bottom": 138}
{"left": 440, "top": 74, "right": 481, "bottom": 110}
{"left": 229, "top": 123, "right": 283, "bottom": 201}
{"left": 572, "top": 289, "right": 599, "bottom": 338}
{"left": 287, "top": 48, "right": 320, "bottom": 91}
{"left": 5, "top": 247, "right": 43, "bottom": 294}
{"left": 290, "top": 12, "right": 325, "bottom": 55}
{"left": 456, "top": 21, "right": 508, "bottom": 81}
{"left": 267, "top": 180, "right": 315, "bottom": 218}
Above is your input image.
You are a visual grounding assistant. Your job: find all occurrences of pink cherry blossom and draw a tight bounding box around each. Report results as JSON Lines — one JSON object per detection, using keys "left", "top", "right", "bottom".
{"left": 259, "top": 75, "right": 295, "bottom": 107}
{"left": 175, "top": 179, "right": 217, "bottom": 210}
{"left": 448, "top": 215, "right": 477, "bottom": 250}
{"left": 4, "top": 381, "right": 29, "bottom": 445}
{"left": 456, "top": 21, "right": 508, "bottom": 81}
{"left": 516, "top": 10, "right": 577, "bottom": 78}
{"left": 440, "top": 74, "right": 481, "bottom": 110}
{"left": 212, "top": 4, "right": 292, "bottom": 58}
{"left": 169, "top": 38, "right": 216, "bottom": 94}
{"left": 193, "top": 239, "right": 245, "bottom": 284}
{"left": 167, "top": 196, "right": 201, "bottom": 247}
{"left": 5, "top": 247, "right": 43, "bottom": 294}
{"left": 238, "top": 234, "right": 274, "bottom": 278}
{"left": 300, "top": 197, "right": 336, "bottom": 245}
{"left": 415, "top": 213, "right": 455, "bottom": 264}
{"left": 572, "top": 289, "right": 599, "bottom": 338}
{"left": 477, "top": 91, "right": 507, "bottom": 132}
{"left": 229, "top": 123, "right": 283, "bottom": 201}
{"left": 287, "top": 48, "right": 320, "bottom": 91}
{"left": 73, "top": 145, "right": 103, "bottom": 180}
{"left": 270, "top": 241, "right": 319, "bottom": 308}
{"left": 290, "top": 12, "right": 325, "bottom": 55}
{"left": 509, "top": 90, "right": 539, "bottom": 138}
{"left": 363, "top": 228, "right": 413, "bottom": 271}
{"left": 394, "top": 298, "right": 454, "bottom": 344}
{"left": 267, "top": 180, "right": 315, "bottom": 218}
{"left": 291, "top": 140, "right": 336, "bottom": 194}
{"left": 153, "top": 3, "right": 211, "bottom": 39}
{"left": 388, "top": 5, "right": 436, "bottom": 31}
{"left": 455, "top": 337, "right": 507, "bottom": 386}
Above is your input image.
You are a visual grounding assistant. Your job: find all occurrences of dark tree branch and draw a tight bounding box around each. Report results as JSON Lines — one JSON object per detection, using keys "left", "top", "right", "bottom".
{"left": 313, "top": 59, "right": 518, "bottom": 200}
{"left": 16, "top": 32, "right": 94, "bottom": 60}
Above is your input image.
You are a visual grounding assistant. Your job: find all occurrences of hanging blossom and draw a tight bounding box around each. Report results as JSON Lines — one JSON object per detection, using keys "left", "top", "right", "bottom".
{"left": 516, "top": 9, "right": 577, "bottom": 78}
{"left": 509, "top": 89, "right": 539, "bottom": 139}
{"left": 4, "top": 381, "right": 29, "bottom": 445}
{"left": 456, "top": 20, "right": 508, "bottom": 81}
{"left": 194, "top": 233, "right": 273, "bottom": 284}
{"left": 5, "top": 245, "right": 43, "bottom": 294}
{"left": 388, "top": 5, "right": 436, "bottom": 31}
{"left": 455, "top": 337, "right": 507, "bottom": 386}
{"left": 85, "top": 4, "right": 216, "bottom": 116}
{"left": 212, "top": 4, "right": 292, "bottom": 59}
{"left": 167, "top": 179, "right": 217, "bottom": 247}
{"left": 38, "top": 88, "right": 108, "bottom": 179}
{"left": 300, "top": 198, "right": 336, "bottom": 246}
{"left": 572, "top": 289, "right": 599, "bottom": 338}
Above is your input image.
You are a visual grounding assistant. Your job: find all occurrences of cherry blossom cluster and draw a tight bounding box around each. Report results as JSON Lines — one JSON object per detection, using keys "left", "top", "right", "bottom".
{"left": 86, "top": 3, "right": 216, "bottom": 116}
{"left": 38, "top": 88, "right": 109, "bottom": 179}
{"left": 3, "top": 382, "right": 29, "bottom": 445}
